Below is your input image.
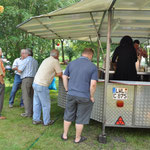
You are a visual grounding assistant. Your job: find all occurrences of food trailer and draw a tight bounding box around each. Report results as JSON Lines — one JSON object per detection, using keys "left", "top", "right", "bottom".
{"left": 17, "top": 0, "right": 150, "bottom": 143}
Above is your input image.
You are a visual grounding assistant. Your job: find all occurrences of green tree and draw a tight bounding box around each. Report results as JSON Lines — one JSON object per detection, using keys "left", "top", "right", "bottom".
{"left": 0, "top": 0, "right": 80, "bottom": 67}
{"left": 65, "top": 46, "right": 75, "bottom": 62}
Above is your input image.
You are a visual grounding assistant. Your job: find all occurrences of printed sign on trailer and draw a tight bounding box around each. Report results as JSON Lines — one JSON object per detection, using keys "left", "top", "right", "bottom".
{"left": 112, "top": 87, "right": 128, "bottom": 100}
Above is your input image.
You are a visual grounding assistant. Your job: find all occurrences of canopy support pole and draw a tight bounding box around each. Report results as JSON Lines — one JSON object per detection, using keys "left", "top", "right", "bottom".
{"left": 89, "top": 35, "right": 93, "bottom": 45}
{"left": 52, "top": 39, "right": 55, "bottom": 49}
{"left": 90, "top": 12, "right": 104, "bottom": 68}
{"left": 98, "top": 11, "right": 107, "bottom": 33}
{"left": 98, "top": 10, "right": 112, "bottom": 144}
{"left": 89, "top": 35, "right": 96, "bottom": 54}
{"left": 97, "top": 37, "right": 101, "bottom": 69}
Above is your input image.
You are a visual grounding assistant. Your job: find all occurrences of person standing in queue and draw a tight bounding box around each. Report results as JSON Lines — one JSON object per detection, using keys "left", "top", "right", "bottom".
{"left": 112, "top": 35, "right": 137, "bottom": 81}
{"left": 8, "top": 49, "right": 26, "bottom": 108}
{"left": 18, "top": 48, "right": 38, "bottom": 117}
{"left": 0, "top": 48, "right": 6, "bottom": 119}
{"left": 62, "top": 48, "right": 98, "bottom": 143}
{"left": 32, "top": 49, "right": 62, "bottom": 126}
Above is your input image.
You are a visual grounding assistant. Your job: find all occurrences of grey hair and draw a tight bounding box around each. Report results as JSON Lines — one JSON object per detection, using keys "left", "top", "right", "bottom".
{"left": 50, "top": 50, "right": 59, "bottom": 57}
{"left": 0, "top": 48, "right": 2, "bottom": 51}
{"left": 21, "top": 49, "right": 26, "bottom": 53}
{"left": 26, "top": 48, "right": 32, "bottom": 56}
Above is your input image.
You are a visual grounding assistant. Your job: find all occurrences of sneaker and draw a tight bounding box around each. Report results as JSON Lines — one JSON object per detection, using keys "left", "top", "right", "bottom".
{"left": 9, "top": 104, "right": 13, "bottom": 108}
{"left": 20, "top": 105, "right": 24, "bottom": 108}
{"left": 44, "top": 120, "right": 55, "bottom": 126}
{"left": 21, "top": 113, "right": 28, "bottom": 117}
{"left": 32, "top": 120, "right": 43, "bottom": 125}
{"left": 20, "top": 113, "right": 32, "bottom": 117}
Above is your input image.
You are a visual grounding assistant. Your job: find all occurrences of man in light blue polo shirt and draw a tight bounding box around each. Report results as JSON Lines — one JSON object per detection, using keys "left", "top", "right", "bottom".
{"left": 62, "top": 48, "right": 98, "bottom": 143}
{"left": 18, "top": 49, "right": 38, "bottom": 117}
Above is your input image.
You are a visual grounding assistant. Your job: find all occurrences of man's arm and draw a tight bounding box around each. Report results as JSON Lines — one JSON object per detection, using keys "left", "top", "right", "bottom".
{"left": 62, "top": 75, "right": 69, "bottom": 92}
{"left": 12, "top": 58, "right": 18, "bottom": 71}
{"left": 13, "top": 67, "right": 18, "bottom": 71}
{"left": 54, "top": 60, "right": 62, "bottom": 78}
{"left": 90, "top": 80, "right": 97, "bottom": 102}
{"left": 0, "top": 65, "right": 4, "bottom": 84}
{"left": 18, "top": 58, "right": 29, "bottom": 73}
{"left": 17, "top": 66, "right": 22, "bottom": 73}
{"left": 55, "top": 72, "right": 63, "bottom": 78}
{"left": 0, "top": 75, "right": 4, "bottom": 84}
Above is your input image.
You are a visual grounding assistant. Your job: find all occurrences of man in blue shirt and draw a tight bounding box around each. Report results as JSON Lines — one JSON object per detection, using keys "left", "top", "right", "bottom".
{"left": 18, "top": 48, "right": 38, "bottom": 117}
{"left": 62, "top": 48, "right": 98, "bottom": 143}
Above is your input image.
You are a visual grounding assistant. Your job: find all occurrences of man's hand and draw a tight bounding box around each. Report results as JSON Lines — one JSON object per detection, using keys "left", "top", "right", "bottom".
{"left": 17, "top": 69, "right": 22, "bottom": 73}
{"left": 12, "top": 67, "right": 18, "bottom": 71}
{"left": 90, "top": 96, "right": 95, "bottom": 103}
{"left": 142, "top": 50, "right": 148, "bottom": 58}
{"left": 0, "top": 76, "right": 4, "bottom": 84}
{"left": 55, "top": 72, "right": 63, "bottom": 78}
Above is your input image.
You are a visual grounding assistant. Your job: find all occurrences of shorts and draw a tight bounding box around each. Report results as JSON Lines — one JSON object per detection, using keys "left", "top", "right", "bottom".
{"left": 64, "top": 94, "right": 94, "bottom": 124}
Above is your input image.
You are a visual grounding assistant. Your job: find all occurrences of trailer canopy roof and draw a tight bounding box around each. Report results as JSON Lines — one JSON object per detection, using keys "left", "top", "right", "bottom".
{"left": 17, "top": 0, "right": 150, "bottom": 43}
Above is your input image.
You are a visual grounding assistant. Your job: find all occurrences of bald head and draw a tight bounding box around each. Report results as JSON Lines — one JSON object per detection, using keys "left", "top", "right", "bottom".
{"left": 50, "top": 49, "right": 59, "bottom": 59}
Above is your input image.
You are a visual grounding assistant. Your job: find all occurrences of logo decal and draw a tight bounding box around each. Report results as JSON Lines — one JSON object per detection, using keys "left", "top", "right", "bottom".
{"left": 115, "top": 116, "right": 125, "bottom": 125}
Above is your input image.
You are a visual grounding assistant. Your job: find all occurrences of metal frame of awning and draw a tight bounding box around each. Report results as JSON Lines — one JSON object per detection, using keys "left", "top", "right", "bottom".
{"left": 17, "top": 0, "right": 150, "bottom": 42}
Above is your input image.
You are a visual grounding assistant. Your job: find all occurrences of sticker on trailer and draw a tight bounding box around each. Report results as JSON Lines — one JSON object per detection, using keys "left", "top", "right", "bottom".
{"left": 115, "top": 116, "right": 125, "bottom": 125}
{"left": 112, "top": 87, "right": 128, "bottom": 100}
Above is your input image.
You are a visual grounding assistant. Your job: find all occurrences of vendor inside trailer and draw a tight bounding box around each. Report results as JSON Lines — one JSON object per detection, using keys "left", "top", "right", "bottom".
{"left": 112, "top": 35, "right": 137, "bottom": 81}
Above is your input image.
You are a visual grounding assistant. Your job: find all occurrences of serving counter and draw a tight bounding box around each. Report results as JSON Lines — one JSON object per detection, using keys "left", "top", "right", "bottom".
{"left": 58, "top": 78, "right": 150, "bottom": 128}
{"left": 99, "top": 67, "right": 150, "bottom": 81}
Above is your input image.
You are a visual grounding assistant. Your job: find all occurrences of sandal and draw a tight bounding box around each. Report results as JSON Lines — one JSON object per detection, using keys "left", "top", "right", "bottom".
{"left": 61, "top": 134, "right": 68, "bottom": 141}
{"left": 74, "top": 136, "right": 87, "bottom": 144}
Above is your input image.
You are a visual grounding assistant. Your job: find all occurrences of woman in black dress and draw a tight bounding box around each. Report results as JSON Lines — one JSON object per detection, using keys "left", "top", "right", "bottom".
{"left": 112, "top": 36, "right": 137, "bottom": 81}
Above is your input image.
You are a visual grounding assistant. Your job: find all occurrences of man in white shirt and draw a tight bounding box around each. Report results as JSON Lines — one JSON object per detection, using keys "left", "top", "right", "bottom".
{"left": 8, "top": 49, "right": 26, "bottom": 108}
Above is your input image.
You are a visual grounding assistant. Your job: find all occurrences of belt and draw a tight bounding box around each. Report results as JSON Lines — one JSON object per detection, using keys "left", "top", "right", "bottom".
{"left": 22, "top": 77, "right": 34, "bottom": 79}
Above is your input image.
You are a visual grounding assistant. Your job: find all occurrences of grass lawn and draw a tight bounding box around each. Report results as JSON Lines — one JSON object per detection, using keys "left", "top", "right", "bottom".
{"left": 1, "top": 77, "right": 150, "bottom": 150}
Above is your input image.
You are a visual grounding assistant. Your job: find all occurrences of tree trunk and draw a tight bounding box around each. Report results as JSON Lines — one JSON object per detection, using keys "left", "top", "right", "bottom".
{"left": 52, "top": 39, "right": 55, "bottom": 49}
{"left": 61, "top": 40, "right": 65, "bottom": 63}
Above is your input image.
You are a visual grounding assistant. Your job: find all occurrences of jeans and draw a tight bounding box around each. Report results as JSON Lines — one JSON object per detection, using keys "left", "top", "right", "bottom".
{"left": 33, "top": 83, "right": 51, "bottom": 125}
{"left": 9, "top": 74, "right": 24, "bottom": 106}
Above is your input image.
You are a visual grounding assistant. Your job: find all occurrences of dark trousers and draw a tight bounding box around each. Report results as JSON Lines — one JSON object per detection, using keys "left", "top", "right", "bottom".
{"left": 22, "top": 78, "right": 34, "bottom": 116}
{"left": 0, "top": 83, "right": 5, "bottom": 116}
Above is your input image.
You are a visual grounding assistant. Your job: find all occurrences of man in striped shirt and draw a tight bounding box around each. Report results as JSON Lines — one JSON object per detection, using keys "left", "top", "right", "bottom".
{"left": 18, "top": 49, "right": 38, "bottom": 117}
